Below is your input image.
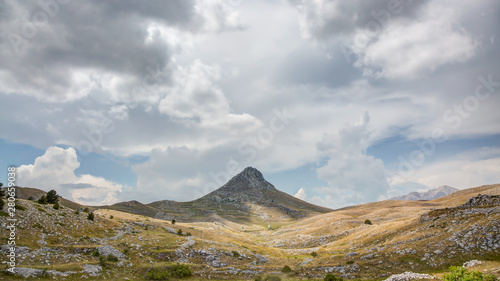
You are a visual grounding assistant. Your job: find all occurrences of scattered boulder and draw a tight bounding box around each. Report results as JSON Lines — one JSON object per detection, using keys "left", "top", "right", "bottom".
{"left": 384, "top": 271, "right": 435, "bottom": 281}
{"left": 97, "top": 244, "right": 126, "bottom": 259}
{"left": 463, "top": 260, "right": 484, "bottom": 268}
{"left": 82, "top": 264, "right": 102, "bottom": 277}
{"left": 8, "top": 267, "right": 45, "bottom": 278}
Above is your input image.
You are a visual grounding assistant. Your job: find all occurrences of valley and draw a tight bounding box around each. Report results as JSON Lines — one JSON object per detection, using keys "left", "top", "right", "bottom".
{"left": 1, "top": 168, "right": 499, "bottom": 280}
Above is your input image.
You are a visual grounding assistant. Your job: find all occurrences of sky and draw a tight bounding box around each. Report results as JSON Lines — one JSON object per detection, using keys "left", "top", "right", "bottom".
{"left": 0, "top": 0, "right": 499, "bottom": 208}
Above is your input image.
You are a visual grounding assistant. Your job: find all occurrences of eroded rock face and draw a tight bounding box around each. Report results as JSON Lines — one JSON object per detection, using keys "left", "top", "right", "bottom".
{"left": 462, "top": 194, "right": 500, "bottom": 208}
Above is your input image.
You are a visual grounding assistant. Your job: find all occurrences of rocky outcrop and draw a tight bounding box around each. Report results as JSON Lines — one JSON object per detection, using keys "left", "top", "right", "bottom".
{"left": 384, "top": 272, "right": 435, "bottom": 281}
{"left": 462, "top": 194, "right": 500, "bottom": 208}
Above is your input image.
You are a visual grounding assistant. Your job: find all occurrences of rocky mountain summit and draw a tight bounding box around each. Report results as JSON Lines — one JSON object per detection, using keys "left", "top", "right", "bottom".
{"left": 149, "top": 167, "right": 331, "bottom": 222}
{"left": 391, "top": 185, "right": 458, "bottom": 201}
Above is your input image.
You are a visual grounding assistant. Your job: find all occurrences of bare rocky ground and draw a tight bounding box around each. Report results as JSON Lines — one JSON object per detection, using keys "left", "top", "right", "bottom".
{"left": 0, "top": 185, "right": 500, "bottom": 280}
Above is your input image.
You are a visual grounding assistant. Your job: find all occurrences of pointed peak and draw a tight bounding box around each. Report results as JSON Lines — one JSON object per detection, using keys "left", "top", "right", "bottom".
{"left": 224, "top": 167, "right": 274, "bottom": 191}
{"left": 240, "top": 167, "right": 264, "bottom": 180}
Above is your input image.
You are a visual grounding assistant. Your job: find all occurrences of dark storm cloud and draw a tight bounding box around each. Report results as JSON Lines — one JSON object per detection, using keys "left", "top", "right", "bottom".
{"left": 0, "top": 0, "right": 199, "bottom": 100}
{"left": 288, "top": 0, "right": 430, "bottom": 39}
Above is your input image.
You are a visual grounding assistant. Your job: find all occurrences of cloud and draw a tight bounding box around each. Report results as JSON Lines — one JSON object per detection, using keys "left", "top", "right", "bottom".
{"left": 294, "top": 187, "right": 307, "bottom": 200}
{"left": 16, "top": 146, "right": 122, "bottom": 205}
{"left": 352, "top": 3, "right": 478, "bottom": 79}
{"left": 392, "top": 148, "right": 500, "bottom": 190}
{"left": 314, "top": 112, "right": 391, "bottom": 208}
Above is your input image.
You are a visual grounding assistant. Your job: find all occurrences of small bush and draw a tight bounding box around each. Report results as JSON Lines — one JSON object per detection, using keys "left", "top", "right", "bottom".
{"left": 264, "top": 275, "right": 282, "bottom": 281}
{"left": 147, "top": 268, "right": 170, "bottom": 280}
{"left": 15, "top": 204, "right": 26, "bottom": 210}
{"left": 0, "top": 199, "right": 4, "bottom": 210}
{"left": 53, "top": 203, "right": 60, "bottom": 210}
{"left": 28, "top": 196, "right": 34, "bottom": 200}
{"left": 92, "top": 249, "right": 100, "bottom": 257}
{"left": 46, "top": 190, "right": 59, "bottom": 204}
{"left": 99, "top": 256, "right": 106, "bottom": 267}
{"left": 37, "top": 195, "right": 47, "bottom": 204}
{"left": 169, "top": 263, "right": 192, "bottom": 278}
{"left": 346, "top": 260, "right": 354, "bottom": 265}
{"left": 364, "top": 219, "right": 372, "bottom": 225}
{"left": 123, "top": 249, "right": 129, "bottom": 256}
{"left": 83, "top": 207, "right": 90, "bottom": 213}
{"left": 255, "top": 276, "right": 262, "bottom": 281}
{"left": 282, "top": 265, "right": 292, "bottom": 273}
{"left": 87, "top": 212, "right": 95, "bottom": 221}
{"left": 0, "top": 211, "right": 8, "bottom": 216}
{"left": 171, "top": 219, "right": 176, "bottom": 224}
{"left": 443, "top": 266, "right": 497, "bottom": 281}
{"left": 109, "top": 215, "right": 114, "bottom": 219}
{"left": 177, "top": 229, "right": 183, "bottom": 236}
{"left": 232, "top": 250, "right": 240, "bottom": 257}
{"left": 75, "top": 210, "right": 80, "bottom": 215}
{"left": 311, "top": 251, "right": 318, "bottom": 257}
{"left": 324, "top": 273, "right": 343, "bottom": 281}
{"left": 106, "top": 254, "right": 118, "bottom": 262}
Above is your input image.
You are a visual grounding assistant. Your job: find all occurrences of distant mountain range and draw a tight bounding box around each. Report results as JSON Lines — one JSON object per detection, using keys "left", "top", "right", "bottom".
{"left": 391, "top": 185, "right": 458, "bottom": 201}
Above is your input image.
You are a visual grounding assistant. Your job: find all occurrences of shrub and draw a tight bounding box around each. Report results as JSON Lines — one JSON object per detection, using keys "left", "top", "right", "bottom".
{"left": 264, "top": 275, "right": 282, "bottom": 281}
{"left": 177, "top": 229, "right": 183, "bottom": 236}
{"left": 53, "top": 203, "right": 60, "bottom": 210}
{"left": 37, "top": 195, "right": 48, "bottom": 204}
{"left": 311, "top": 251, "right": 318, "bottom": 257}
{"left": 364, "top": 219, "right": 372, "bottom": 225}
{"left": 171, "top": 219, "right": 176, "bottom": 224}
{"left": 169, "top": 263, "right": 192, "bottom": 278}
{"left": 99, "top": 256, "right": 106, "bottom": 267}
{"left": 75, "top": 210, "right": 80, "bottom": 215}
{"left": 83, "top": 207, "right": 90, "bottom": 213}
{"left": 0, "top": 199, "right": 4, "bottom": 210}
{"left": 254, "top": 276, "right": 262, "bottom": 281}
{"left": 28, "top": 196, "right": 34, "bottom": 200}
{"left": 282, "top": 265, "right": 292, "bottom": 273}
{"left": 346, "top": 261, "right": 354, "bottom": 265}
{"left": 87, "top": 212, "right": 95, "bottom": 221}
{"left": 186, "top": 232, "right": 192, "bottom": 236}
{"left": 46, "top": 190, "right": 59, "bottom": 204}
{"left": 106, "top": 254, "right": 118, "bottom": 262}
{"left": 92, "top": 249, "right": 100, "bottom": 257}
{"left": 15, "top": 204, "right": 26, "bottom": 210}
{"left": 324, "top": 273, "right": 344, "bottom": 281}
{"left": 443, "top": 266, "right": 497, "bottom": 281}
{"left": 147, "top": 268, "right": 170, "bottom": 280}
{"left": 123, "top": 249, "right": 129, "bottom": 256}
{"left": 109, "top": 215, "right": 114, "bottom": 219}
{"left": 232, "top": 250, "right": 240, "bottom": 257}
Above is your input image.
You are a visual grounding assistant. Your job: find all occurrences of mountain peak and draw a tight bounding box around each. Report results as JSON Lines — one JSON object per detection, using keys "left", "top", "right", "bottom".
{"left": 227, "top": 167, "right": 273, "bottom": 191}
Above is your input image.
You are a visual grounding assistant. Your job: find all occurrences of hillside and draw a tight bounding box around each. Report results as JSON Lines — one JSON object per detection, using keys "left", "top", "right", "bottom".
{"left": 391, "top": 185, "right": 458, "bottom": 201}
{"left": 148, "top": 167, "right": 332, "bottom": 224}
{"left": 1, "top": 181, "right": 499, "bottom": 280}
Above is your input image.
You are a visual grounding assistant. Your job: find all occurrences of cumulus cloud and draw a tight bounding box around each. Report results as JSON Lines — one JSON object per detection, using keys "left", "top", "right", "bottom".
{"left": 352, "top": 3, "right": 478, "bottom": 79}
{"left": 16, "top": 146, "right": 122, "bottom": 205}
{"left": 314, "top": 112, "right": 390, "bottom": 208}
{"left": 294, "top": 187, "right": 307, "bottom": 200}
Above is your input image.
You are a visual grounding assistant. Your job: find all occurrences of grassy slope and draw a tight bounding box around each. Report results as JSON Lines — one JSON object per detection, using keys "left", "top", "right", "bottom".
{"left": 1, "top": 184, "right": 499, "bottom": 280}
